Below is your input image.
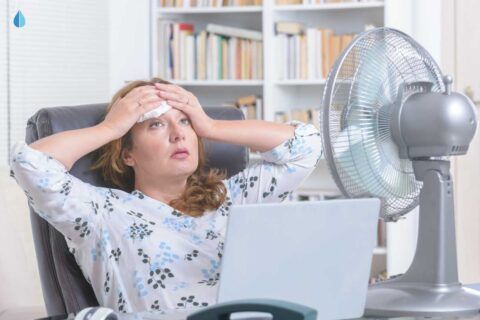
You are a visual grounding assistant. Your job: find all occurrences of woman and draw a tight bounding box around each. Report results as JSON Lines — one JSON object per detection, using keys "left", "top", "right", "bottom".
{"left": 9, "top": 78, "right": 323, "bottom": 314}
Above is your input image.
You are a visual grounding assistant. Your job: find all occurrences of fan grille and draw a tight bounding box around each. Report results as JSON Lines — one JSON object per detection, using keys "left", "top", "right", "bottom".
{"left": 321, "top": 28, "right": 445, "bottom": 220}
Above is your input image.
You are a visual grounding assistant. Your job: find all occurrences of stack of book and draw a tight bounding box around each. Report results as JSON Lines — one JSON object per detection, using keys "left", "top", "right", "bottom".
{"left": 157, "top": 22, "right": 263, "bottom": 81}
{"left": 276, "top": 0, "right": 381, "bottom": 5}
{"left": 235, "top": 95, "right": 263, "bottom": 120}
{"left": 276, "top": 0, "right": 303, "bottom": 4}
{"left": 274, "top": 107, "right": 320, "bottom": 129}
{"left": 160, "top": 0, "right": 262, "bottom": 7}
{"left": 275, "top": 21, "right": 356, "bottom": 80}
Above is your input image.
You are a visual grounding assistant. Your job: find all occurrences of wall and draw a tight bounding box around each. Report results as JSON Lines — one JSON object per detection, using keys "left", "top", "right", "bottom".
{"left": 0, "top": 0, "right": 150, "bottom": 315}
{"left": 108, "top": 0, "right": 151, "bottom": 97}
{"left": 384, "top": 0, "right": 444, "bottom": 276}
{"left": 447, "top": 0, "right": 480, "bottom": 284}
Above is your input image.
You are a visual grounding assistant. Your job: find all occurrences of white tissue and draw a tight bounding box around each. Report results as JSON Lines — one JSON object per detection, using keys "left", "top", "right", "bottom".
{"left": 137, "top": 100, "right": 172, "bottom": 123}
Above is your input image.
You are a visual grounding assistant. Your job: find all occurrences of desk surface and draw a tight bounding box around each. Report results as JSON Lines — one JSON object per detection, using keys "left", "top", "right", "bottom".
{"left": 121, "top": 313, "right": 480, "bottom": 320}
{"left": 38, "top": 284, "right": 480, "bottom": 320}
{"left": 37, "top": 311, "right": 480, "bottom": 320}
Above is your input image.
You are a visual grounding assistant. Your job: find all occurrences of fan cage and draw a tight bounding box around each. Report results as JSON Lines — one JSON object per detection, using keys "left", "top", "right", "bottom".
{"left": 321, "top": 27, "right": 445, "bottom": 220}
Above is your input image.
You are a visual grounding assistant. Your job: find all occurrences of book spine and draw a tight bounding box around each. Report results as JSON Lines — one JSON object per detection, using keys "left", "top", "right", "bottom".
{"left": 173, "top": 24, "right": 180, "bottom": 79}
{"left": 258, "top": 41, "right": 263, "bottom": 80}
{"left": 306, "top": 28, "right": 316, "bottom": 80}
{"left": 316, "top": 29, "right": 322, "bottom": 79}
{"left": 229, "top": 38, "right": 236, "bottom": 80}
{"left": 157, "top": 21, "right": 166, "bottom": 78}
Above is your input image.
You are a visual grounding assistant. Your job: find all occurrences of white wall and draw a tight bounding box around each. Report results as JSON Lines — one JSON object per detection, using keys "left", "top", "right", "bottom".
{"left": 108, "top": 0, "right": 151, "bottom": 97}
{"left": 0, "top": 1, "right": 151, "bottom": 316}
{"left": 447, "top": 0, "right": 480, "bottom": 284}
{"left": 384, "top": 0, "right": 443, "bottom": 276}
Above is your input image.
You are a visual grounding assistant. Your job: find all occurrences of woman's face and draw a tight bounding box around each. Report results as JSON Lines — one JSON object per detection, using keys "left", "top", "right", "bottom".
{"left": 122, "top": 108, "right": 199, "bottom": 180}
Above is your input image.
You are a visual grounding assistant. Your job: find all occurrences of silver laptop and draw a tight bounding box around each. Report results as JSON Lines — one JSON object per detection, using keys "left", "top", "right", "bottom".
{"left": 216, "top": 198, "right": 381, "bottom": 320}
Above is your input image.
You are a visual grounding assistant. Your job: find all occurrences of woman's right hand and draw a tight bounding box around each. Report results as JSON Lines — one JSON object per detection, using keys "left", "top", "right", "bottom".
{"left": 100, "top": 85, "right": 164, "bottom": 139}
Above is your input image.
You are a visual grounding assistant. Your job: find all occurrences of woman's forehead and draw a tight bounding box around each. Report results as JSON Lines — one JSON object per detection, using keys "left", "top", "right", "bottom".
{"left": 138, "top": 109, "right": 186, "bottom": 126}
{"left": 160, "top": 108, "right": 185, "bottom": 118}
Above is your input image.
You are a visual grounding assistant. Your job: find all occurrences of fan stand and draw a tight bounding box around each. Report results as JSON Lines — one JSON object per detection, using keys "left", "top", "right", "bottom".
{"left": 365, "top": 159, "right": 480, "bottom": 317}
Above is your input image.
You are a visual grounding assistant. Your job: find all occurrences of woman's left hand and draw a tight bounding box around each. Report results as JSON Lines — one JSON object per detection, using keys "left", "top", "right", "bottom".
{"left": 154, "top": 82, "right": 216, "bottom": 138}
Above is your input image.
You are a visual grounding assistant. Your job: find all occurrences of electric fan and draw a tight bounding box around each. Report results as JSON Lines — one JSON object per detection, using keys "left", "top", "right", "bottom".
{"left": 321, "top": 27, "right": 480, "bottom": 317}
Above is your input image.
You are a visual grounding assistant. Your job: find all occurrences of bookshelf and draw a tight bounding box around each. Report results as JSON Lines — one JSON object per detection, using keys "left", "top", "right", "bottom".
{"left": 149, "top": 1, "right": 384, "bottom": 119}
{"left": 273, "top": 2, "right": 384, "bottom": 11}
{"left": 166, "top": 80, "right": 263, "bottom": 86}
{"left": 150, "top": 0, "right": 387, "bottom": 280}
{"left": 157, "top": 6, "right": 263, "bottom": 13}
{"left": 276, "top": 79, "right": 326, "bottom": 85}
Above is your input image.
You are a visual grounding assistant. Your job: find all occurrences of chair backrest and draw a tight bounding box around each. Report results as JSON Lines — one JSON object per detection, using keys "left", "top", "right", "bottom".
{"left": 25, "top": 103, "right": 248, "bottom": 316}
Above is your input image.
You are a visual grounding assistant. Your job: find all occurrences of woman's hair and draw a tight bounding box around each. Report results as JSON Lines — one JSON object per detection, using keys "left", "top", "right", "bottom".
{"left": 90, "top": 77, "right": 227, "bottom": 217}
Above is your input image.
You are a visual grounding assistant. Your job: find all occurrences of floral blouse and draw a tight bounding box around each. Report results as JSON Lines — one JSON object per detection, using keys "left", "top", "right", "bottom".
{"left": 9, "top": 120, "right": 322, "bottom": 315}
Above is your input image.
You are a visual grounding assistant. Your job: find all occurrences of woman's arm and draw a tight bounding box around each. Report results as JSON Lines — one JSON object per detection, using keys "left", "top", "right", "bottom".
{"left": 9, "top": 85, "right": 169, "bottom": 246}
{"left": 205, "top": 120, "right": 295, "bottom": 153}
{"left": 29, "top": 85, "right": 166, "bottom": 171}
{"left": 154, "top": 82, "right": 295, "bottom": 152}
{"left": 224, "top": 121, "right": 323, "bottom": 205}
{"left": 29, "top": 124, "right": 117, "bottom": 171}
{"left": 154, "top": 83, "right": 324, "bottom": 204}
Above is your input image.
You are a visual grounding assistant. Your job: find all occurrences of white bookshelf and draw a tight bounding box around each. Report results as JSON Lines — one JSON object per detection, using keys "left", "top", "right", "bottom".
{"left": 168, "top": 80, "right": 263, "bottom": 86}
{"left": 272, "top": 2, "right": 384, "bottom": 11}
{"left": 150, "top": 0, "right": 387, "bottom": 278}
{"left": 157, "top": 6, "right": 263, "bottom": 13}
{"left": 150, "top": 1, "right": 384, "bottom": 111}
{"left": 275, "top": 79, "right": 327, "bottom": 85}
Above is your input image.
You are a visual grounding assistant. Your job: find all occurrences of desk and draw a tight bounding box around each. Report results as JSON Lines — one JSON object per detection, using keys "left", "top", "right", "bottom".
{"left": 36, "top": 284, "right": 480, "bottom": 320}
{"left": 36, "top": 312, "right": 480, "bottom": 320}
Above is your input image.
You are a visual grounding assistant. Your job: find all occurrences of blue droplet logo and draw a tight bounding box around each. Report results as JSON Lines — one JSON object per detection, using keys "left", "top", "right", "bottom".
{"left": 13, "top": 10, "right": 26, "bottom": 28}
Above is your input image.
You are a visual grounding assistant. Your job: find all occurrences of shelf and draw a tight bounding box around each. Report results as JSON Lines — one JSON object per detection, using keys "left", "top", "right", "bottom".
{"left": 151, "top": 0, "right": 392, "bottom": 277}
{"left": 373, "top": 247, "right": 387, "bottom": 255}
{"left": 157, "top": 6, "right": 262, "bottom": 14}
{"left": 166, "top": 80, "right": 264, "bottom": 86}
{"left": 275, "top": 79, "right": 327, "bottom": 86}
{"left": 273, "top": 2, "right": 384, "bottom": 12}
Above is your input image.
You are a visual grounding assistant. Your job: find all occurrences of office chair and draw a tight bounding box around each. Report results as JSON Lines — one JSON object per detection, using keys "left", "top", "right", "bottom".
{"left": 24, "top": 103, "right": 248, "bottom": 316}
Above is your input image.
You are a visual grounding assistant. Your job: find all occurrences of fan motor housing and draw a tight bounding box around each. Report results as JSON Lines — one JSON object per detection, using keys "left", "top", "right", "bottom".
{"left": 394, "top": 91, "right": 477, "bottom": 158}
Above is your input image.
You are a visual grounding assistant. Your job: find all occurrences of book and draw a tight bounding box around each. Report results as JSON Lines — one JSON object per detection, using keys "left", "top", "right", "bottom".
{"left": 157, "top": 22, "right": 263, "bottom": 81}
{"left": 237, "top": 95, "right": 256, "bottom": 105}
{"left": 306, "top": 28, "right": 316, "bottom": 79}
{"left": 275, "top": 22, "right": 305, "bottom": 35}
{"left": 179, "top": 23, "right": 194, "bottom": 80}
{"left": 157, "top": 20, "right": 175, "bottom": 79}
{"left": 196, "top": 30, "right": 207, "bottom": 80}
{"left": 255, "top": 96, "right": 263, "bottom": 120}
{"left": 236, "top": 95, "right": 262, "bottom": 120}
{"left": 186, "top": 34, "right": 195, "bottom": 80}
{"left": 300, "top": 34, "right": 307, "bottom": 79}
{"left": 276, "top": 0, "right": 302, "bottom": 4}
{"left": 274, "top": 28, "right": 356, "bottom": 81}
{"left": 159, "top": 0, "right": 263, "bottom": 6}
{"left": 206, "top": 23, "right": 262, "bottom": 41}
{"left": 291, "top": 108, "right": 310, "bottom": 123}
{"left": 321, "top": 28, "right": 333, "bottom": 79}
{"left": 274, "top": 111, "right": 289, "bottom": 123}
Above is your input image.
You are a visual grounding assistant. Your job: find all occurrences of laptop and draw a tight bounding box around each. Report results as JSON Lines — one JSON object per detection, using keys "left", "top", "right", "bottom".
{"left": 216, "top": 198, "right": 381, "bottom": 320}
{"left": 132, "top": 198, "right": 381, "bottom": 320}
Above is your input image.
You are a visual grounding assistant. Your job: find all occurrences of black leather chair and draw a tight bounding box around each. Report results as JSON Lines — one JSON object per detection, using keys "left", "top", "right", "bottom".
{"left": 25, "top": 103, "right": 248, "bottom": 317}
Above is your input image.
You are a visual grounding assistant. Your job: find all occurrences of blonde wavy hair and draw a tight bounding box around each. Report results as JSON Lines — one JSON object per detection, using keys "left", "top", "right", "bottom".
{"left": 90, "top": 78, "right": 227, "bottom": 217}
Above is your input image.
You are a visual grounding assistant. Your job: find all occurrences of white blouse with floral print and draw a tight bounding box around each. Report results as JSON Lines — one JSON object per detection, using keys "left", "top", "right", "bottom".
{"left": 9, "top": 120, "right": 322, "bottom": 315}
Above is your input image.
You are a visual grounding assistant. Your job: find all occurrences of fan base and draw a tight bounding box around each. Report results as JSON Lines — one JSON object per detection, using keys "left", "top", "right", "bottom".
{"left": 365, "top": 280, "right": 480, "bottom": 317}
